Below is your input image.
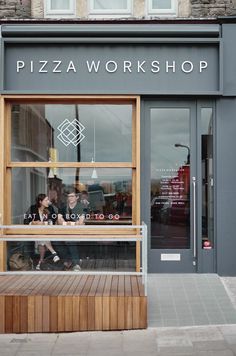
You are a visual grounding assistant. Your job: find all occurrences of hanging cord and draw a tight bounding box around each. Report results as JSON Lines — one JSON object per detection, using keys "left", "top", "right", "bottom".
{"left": 93, "top": 116, "right": 96, "bottom": 162}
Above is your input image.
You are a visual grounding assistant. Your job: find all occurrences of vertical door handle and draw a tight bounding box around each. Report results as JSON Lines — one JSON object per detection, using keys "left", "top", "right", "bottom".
{"left": 192, "top": 176, "right": 197, "bottom": 266}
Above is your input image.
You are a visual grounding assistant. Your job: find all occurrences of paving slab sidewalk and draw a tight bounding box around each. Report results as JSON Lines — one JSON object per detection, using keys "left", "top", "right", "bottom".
{"left": 0, "top": 276, "right": 236, "bottom": 356}
{"left": 0, "top": 325, "right": 236, "bottom": 356}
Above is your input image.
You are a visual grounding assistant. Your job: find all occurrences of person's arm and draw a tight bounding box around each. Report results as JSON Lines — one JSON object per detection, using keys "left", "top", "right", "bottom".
{"left": 24, "top": 206, "right": 42, "bottom": 225}
{"left": 81, "top": 195, "right": 90, "bottom": 214}
{"left": 57, "top": 205, "right": 66, "bottom": 225}
{"left": 81, "top": 198, "right": 89, "bottom": 208}
{"left": 48, "top": 205, "right": 58, "bottom": 225}
{"left": 57, "top": 213, "right": 65, "bottom": 225}
{"left": 75, "top": 215, "right": 85, "bottom": 225}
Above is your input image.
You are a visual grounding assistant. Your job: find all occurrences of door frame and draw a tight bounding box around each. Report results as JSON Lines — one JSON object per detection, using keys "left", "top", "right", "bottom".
{"left": 141, "top": 98, "right": 216, "bottom": 273}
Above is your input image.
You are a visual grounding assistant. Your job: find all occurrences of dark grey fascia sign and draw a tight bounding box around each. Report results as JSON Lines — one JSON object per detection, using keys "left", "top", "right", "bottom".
{"left": 4, "top": 43, "right": 219, "bottom": 94}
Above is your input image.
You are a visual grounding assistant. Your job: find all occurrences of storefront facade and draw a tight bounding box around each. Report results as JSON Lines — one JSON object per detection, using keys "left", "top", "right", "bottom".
{"left": 0, "top": 20, "right": 236, "bottom": 275}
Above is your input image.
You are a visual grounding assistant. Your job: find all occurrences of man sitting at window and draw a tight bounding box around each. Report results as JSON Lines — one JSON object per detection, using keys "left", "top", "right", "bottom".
{"left": 57, "top": 188, "right": 89, "bottom": 271}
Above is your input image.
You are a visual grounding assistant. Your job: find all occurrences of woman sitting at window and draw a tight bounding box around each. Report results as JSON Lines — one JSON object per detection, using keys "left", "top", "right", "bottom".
{"left": 24, "top": 193, "right": 60, "bottom": 270}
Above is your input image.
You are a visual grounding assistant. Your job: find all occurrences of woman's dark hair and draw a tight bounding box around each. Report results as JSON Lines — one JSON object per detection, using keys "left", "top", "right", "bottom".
{"left": 35, "top": 193, "right": 47, "bottom": 208}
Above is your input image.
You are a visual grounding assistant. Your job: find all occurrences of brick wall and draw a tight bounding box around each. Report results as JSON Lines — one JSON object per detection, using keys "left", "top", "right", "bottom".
{"left": 191, "top": 0, "right": 236, "bottom": 17}
{"left": 0, "top": 0, "right": 31, "bottom": 18}
{"left": 2, "top": 0, "right": 236, "bottom": 19}
{"left": 31, "top": 0, "right": 192, "bottom": 19}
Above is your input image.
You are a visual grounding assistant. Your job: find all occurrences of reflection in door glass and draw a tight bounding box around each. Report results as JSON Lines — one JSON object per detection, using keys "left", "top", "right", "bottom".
{"left": 201, "top": 108, "right": 214, "bottom": 249}
{"left": 151, "top": 108, "right": 190, "bottom": 249}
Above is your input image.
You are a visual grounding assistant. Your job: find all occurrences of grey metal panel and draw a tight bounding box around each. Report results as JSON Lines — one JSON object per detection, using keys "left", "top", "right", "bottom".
{"left": 1, "top": 24, "right": 220, "bottom": 38}
{"left": 3, "top": 37, "right": 221, "bottom": 44}
{"left": 1, "top": 90, "right": 222, "bottom": 95}
{"left": 4, "top": 43, "right": 219, "bottom": 94}
{"left": 200, "top": 250, "right": 214, "bottom": 273}
{"left": 216, "top": 98, "right": 236, "bottom": 276}
{"left": 219, "top": 39, "right": 224, "bottom": 94}
{"left": 222, "top": 24, "right": 236, "bottom": 96}
{"left": 149, "top": 250, "right": 196, "bottom": 273}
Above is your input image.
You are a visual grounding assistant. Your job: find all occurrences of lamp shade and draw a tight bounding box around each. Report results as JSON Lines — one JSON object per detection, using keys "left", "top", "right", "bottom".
{"left": 91, "top": 168, "right": 98, "bottom": 179}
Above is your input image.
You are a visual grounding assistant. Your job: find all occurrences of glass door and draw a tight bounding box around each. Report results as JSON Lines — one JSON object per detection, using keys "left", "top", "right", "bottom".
{"left": 142, "top": 100, "right": 215, "bottom": 273}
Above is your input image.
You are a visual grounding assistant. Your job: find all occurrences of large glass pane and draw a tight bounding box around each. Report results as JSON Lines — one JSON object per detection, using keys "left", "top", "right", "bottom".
{"left": 151, "top": 108, "right": 190, "bottom": 249}
{"left": 7, "top": 239, "right": 135, "bottom": 272}
{"left": 11, "top": 168, "right": 132, "bottom": 225}
{"left": 152, "top": 0, "right": 172, "bottom": 10}
{"left": 11, "top": 104, "right": 132, "bottom": 162}
{"left": 9, "top": 167, "right": 133, "bottom": 271}
{"left": 51, "top": 0, "right": 70, "bottom": 10}
{"left": 93, "top": 0, "right": 128, "bottom": 10}
{"left": 201, "top": 108, "right": 214, "bottom": 249}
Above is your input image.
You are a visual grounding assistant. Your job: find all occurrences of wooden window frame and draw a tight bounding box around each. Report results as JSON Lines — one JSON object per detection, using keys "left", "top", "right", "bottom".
{"left": 0, "top": 95, "right": 141, "bottom": 271}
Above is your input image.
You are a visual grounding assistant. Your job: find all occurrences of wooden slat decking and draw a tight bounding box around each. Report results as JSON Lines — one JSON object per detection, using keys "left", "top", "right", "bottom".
{"left": 0, "top": 275, "right": 147, "bottom": 333}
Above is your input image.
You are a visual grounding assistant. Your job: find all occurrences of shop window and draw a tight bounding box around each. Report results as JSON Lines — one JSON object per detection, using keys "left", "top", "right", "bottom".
{"left": 89, "top": 0, "right": 132, "bottom": 15}
{"left": 44, "top": 0, "right": 76, "bottom": 17}
{"left": 9, "top": 99, "right": 137, "bottom": 227}
{"left": 1, "top": 97, "right": 140, "bottom": 273}
{"left": 9, "top": 165, "right": 134, "bottom": 272}
{"left": 11, "top": 104, "right": 132, "bottom": 163}
{"left": 11, "top": 167, "right": 132, "bottom": 225}
{"left": 148, "top": 0, "right": 177, "bottom": 16}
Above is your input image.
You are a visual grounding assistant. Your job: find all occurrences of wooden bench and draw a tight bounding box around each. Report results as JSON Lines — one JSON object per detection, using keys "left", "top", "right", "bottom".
{"left": 0, "top": 274, "right": 147, "bottom": 333}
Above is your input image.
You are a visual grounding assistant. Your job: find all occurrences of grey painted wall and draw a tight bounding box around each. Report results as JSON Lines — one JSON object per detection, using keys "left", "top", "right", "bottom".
{"left": 216, "top": 98, "right": 236, "bottom": 276}
{"left": 222, "top": 24, "right": 236, "bottom": 96}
